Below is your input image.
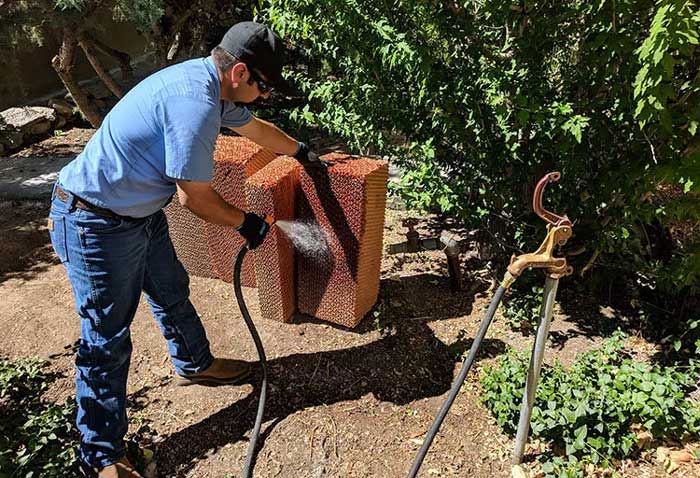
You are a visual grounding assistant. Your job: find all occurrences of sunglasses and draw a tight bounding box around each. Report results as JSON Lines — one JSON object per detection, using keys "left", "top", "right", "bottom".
{"left": 248, "top": 68, "right": 273, "bottom": 94}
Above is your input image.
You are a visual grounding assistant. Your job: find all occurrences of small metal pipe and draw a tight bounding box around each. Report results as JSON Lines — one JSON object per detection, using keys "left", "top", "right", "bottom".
{"left": 407, "top": 229, "right": 421, "bottom": 251}
{"left": 441, "top": 234, "right": 462, "bottom": 291}
{"left": 512, "top": 276, "right": 559, "bottom": 464}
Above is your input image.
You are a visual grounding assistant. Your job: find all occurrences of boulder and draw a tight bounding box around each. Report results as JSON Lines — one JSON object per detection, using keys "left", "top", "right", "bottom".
{"left": 0, "top": 106, "right": 56, "bottom": 131}
{"left": 26, "top": 119, "right": 53, "bottom": 136}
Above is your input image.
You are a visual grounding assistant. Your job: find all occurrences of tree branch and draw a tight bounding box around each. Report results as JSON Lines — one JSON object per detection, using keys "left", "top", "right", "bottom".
{"left": 52, "top": 27, "right": 102, "bottom": 128}
{"left": 78, "top": 31, "right": 124, "bottom": 98}
{"left": 84, "top": 31, "right": 132, "bottom": 80}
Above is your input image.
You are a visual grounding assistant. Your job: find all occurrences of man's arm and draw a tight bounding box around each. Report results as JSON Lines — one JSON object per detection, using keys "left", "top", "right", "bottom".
{"left": 230, "top": 116, "right": 298, "bottom": 156}
{"left": 176, "top": 180, "right": 244, "bottom": 227}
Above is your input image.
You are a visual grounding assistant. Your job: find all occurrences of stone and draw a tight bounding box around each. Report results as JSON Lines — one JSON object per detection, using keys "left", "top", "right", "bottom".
{"left": 54, "top": 116, "right": 67, "bottom": 130}
{"left": 48, "top": 98, "right": 75, "bottom": 117}
{"left": 0, "top": 129, "right": 24, "bottom": 150}
{"left": 25, "top": 119, "right": 52, "bottom": 136}
{"left": 0, "top": 106, "right": 56, "bottom": 131}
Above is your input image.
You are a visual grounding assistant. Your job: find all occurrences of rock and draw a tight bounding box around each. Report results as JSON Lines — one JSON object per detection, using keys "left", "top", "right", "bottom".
{"left": 0, "top": 129, "right": 24, "bottom": 150}
{"left": 48, "top": 98, "right": 75, "bottom": 117}
{"left": 54, "top": 116, "right": 67, "bottom": 130}
{"left": 25, "top": 119, "right": 52, "bottom": 136}
{"left": 0, "top": 106, "right": 56, "bottom": 131}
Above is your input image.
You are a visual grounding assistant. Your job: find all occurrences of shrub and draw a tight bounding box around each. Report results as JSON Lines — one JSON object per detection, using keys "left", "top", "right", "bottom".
{"left": 262, "top": 0, "right": 700, "bottom": 327}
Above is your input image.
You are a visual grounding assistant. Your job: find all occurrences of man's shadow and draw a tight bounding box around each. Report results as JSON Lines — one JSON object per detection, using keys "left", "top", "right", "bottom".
{"left": 155, "top": 301, "right": 505, "bottom": 476}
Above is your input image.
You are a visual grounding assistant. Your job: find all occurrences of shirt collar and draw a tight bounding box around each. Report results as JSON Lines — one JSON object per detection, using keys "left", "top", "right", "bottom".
{"left": 204, "top": 57, "right": 222, "bottom": 101}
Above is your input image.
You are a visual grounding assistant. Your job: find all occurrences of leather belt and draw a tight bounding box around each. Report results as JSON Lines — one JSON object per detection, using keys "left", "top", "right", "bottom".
{"left": 55, "top": 186, "right": 120, "bottom": 219}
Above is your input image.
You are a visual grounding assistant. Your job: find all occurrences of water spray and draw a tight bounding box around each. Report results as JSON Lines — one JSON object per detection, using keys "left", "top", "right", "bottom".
{"left": 232, "top": 214, "right": 330, "bottom": 478}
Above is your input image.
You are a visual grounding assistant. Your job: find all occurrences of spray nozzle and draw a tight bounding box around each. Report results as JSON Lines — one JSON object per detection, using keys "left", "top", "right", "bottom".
{"left": 264, "top": 215, "right": 276, "bottom": 227}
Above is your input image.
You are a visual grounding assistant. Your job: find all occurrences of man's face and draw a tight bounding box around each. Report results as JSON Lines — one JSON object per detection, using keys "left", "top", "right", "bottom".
{"left": 226, "top": 63, "right": 272, "bottom": 103}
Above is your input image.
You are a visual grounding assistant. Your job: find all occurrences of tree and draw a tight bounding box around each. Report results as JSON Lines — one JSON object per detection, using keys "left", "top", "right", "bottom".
{"left": 0, "top": 1, "right": 148, "bottom": 127}
{"left": 0, "top": 1, "right": 258, "bottom": 125}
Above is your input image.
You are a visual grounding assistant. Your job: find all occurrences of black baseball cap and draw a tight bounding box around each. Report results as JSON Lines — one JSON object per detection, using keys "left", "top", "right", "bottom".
{"left": 218, "top": 21, "right": 290, "bottom": 93}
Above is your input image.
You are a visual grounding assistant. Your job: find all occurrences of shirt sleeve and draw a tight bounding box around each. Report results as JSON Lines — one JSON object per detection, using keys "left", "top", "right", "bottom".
{"left": 161, "top": 95, "right": 219, "bottom": 182}
{"left": 221, "top": 101, "right": 253, "bottom": 128}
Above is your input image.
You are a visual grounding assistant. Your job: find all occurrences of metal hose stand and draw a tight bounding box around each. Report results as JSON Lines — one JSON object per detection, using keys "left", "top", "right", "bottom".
{"left": 407, "top": 284, "right": 508, "bottom": 478}
{"left": 511, "top": 276, "right": 559, "bottom": 464}
{"left": 234, "top": 247, "right": 268, "bottom": 478}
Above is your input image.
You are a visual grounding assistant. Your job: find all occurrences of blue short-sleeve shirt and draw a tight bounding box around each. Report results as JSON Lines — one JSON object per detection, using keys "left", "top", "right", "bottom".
{"left": 58, "top": 57, "right": 252, "bottom": 218}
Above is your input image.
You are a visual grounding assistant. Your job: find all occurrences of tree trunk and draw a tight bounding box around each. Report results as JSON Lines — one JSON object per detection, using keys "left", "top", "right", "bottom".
{"left": 78, "top": 32, "right": 124, "bottom": 98}
{"left": 51, "top": 28, "right": 102, "bottom": 128}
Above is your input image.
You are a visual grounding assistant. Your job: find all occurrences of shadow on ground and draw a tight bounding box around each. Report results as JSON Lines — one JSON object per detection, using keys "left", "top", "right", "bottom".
{"left": 294, "top": 272, "right": 488, "bottom": 334}
{"left": 155, "top": 274, "right": 503, "bottom": 476}
{"left": 0, "top": 199, "right": 56, "bottom": 284}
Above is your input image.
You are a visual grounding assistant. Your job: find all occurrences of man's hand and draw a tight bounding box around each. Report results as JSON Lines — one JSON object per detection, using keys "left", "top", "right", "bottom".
{"left": 294, "top": 141, "right": 327, "bottom": 168}
{"left": 236, "top": 212, "right": 270, "bottom": 250}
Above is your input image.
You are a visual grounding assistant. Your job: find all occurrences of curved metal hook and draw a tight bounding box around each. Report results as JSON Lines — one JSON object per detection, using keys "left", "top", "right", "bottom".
{"left": 532, "top": 172, "right": 572, "bottom": 226}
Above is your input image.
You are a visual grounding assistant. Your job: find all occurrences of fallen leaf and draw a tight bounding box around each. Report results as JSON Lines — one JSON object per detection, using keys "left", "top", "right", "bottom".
{"left": 511, "top": 464, "right": 528, "bottom": 478}
{"left": 656, "top": 446, "right": 671, "bottom": 463}
{"left": 142, "top": 448, "right": 154, "bottom": 462}
{"left": 670, "top": 450, "right": 693, "bottom": 463}
{"left": 666, "top": 459, "right": 680, "bottom": 474}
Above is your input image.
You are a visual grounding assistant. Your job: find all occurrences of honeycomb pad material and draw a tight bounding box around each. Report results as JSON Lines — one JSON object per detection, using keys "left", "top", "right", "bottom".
{"left": 165, "top": 135, "right": 277, "bottom": 283}
{"left": 204, "top": 136, "right": 277, "bottom": 285}
{"left": 296, "top": 154, "right": 389, "bottom": 327}
{"left": 245, "top": 157, "right": 301, "bottom": 322}
{"left": 165, "top": 198, "right": 215, "bottom": 279}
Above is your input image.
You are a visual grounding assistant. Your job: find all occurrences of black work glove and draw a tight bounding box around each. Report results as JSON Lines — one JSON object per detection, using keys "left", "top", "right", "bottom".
{"left": 236, "top": 212, "right": 270, "bottom": 250}
{"left": 293, "top": 141, "right": 328, "bottom": 168}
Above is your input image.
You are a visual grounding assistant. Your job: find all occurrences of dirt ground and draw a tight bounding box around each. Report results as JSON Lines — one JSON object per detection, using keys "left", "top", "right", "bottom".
{"left": 0, "top": 132, "right": 695, "bottom": 478}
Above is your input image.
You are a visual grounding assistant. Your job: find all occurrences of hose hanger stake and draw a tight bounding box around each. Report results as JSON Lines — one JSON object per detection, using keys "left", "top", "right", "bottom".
{"left": 406, "top": 172, "right": 574, "bottom": 478}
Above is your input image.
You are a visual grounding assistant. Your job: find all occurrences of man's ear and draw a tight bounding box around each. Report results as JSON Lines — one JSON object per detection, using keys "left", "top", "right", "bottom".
{"left": 229, "top": 63, "right": 247, "bottom": 88}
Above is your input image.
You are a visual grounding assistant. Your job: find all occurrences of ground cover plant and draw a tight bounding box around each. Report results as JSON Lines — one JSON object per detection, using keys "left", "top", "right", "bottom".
{"left": 480, "top": 332, "right": 700, "bottom": 477}
{"left": 0, "top": 357, "right": 80, "bottom": 477}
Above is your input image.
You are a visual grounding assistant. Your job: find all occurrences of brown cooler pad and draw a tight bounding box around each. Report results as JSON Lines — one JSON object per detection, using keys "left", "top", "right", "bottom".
{"left": 245, "top": 157, "right": 302, "bottom": 322}
{"left": 296, "top": 154, "right": 388, "bottom": 327}
{"left": 165, "top": 199, "right": 215, "bottom": 279}
{"left": 204, "top": 136, "right": 277, "bottom": 285}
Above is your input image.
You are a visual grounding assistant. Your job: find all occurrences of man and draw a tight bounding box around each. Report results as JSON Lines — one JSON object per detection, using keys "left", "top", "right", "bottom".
{"left": 48, "top": 21, "right": 319, "bottom": 478}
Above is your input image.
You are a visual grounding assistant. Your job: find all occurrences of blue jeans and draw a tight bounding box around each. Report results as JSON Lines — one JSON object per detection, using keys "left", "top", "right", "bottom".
{"left": 48, "top": 186, "right": 214, "bottom": 468}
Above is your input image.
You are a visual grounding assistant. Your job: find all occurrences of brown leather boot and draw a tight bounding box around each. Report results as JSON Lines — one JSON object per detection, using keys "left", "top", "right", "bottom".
{"left": 175, "top": 358, "right": 252, "bottom": 386}
{"left": 82, "top": 457, "right": 143, "bottom": 478}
